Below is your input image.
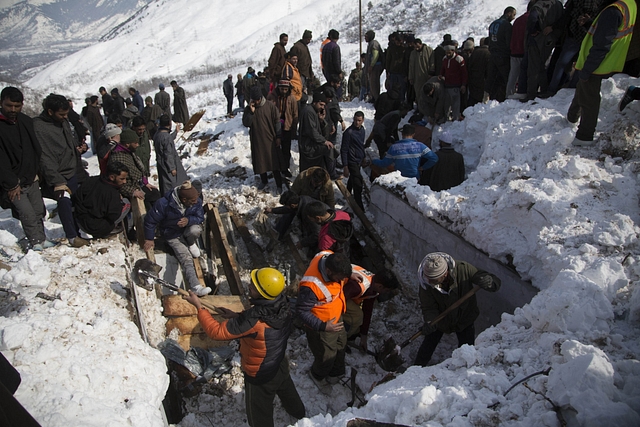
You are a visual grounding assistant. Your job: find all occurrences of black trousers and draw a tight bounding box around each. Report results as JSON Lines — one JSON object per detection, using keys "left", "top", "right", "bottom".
{"left": 414, "top": 323, "right": 475, "bottom": 367}
{"left": 244, "top": 357, "right": 305, "bottom": 427}
{"left": 347, "top": 163, "right": 364, "bottom": 211}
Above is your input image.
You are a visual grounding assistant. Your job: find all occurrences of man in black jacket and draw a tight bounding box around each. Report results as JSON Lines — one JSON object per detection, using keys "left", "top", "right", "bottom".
{"left": 72, "top": 161, "right": 130, "bottom": 239}
{"left": 0, "top": 87, "right": 55, "bottom": 251}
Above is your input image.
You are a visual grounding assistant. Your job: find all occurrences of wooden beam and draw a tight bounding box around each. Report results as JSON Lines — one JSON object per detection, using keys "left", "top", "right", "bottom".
{"left": 206, "top": 203, "right": 248, "bottom": 306}
{"left": 131, "top": 197, "right": 156, "bottom": 262}
{"left": 335, "top": 179, "right": 395, "bottom": 265}
{"left": 229, "top": 211, "right": 269, "bottom": 268}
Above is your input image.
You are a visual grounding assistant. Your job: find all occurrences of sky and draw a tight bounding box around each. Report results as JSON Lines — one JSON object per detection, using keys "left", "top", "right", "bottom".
{"left": 1, "top": 0, "right": 640, "bottom": 426}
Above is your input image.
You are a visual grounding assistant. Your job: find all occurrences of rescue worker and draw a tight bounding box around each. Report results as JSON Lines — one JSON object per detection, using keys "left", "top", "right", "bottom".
{"left": 183, "top": 267, "right": 305, "bottom": 427}
{"left": 296, "top": 251, "right": 352, "bottom": 391}
{"left": 415, "top": 252, "right": 501, "bottom": 366}
{"left": 567, "top": 0, "right": 636, "bottom": 146}
{"left": 343, "top": 268, "right": 400, "bottom": 352}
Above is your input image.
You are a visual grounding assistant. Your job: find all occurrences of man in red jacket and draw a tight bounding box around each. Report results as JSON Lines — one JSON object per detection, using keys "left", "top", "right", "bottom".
{"left": 439, "top": 45, "right": 468, "bottom": 121}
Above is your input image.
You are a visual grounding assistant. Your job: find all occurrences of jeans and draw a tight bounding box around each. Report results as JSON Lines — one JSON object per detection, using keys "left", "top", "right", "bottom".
{"left": 11, "top": 181, "right": 46, "bottom": 245}
{"left": 548, "top": 37, "right": 581, "bottom": 94}
{"left": 445, "top": 87, "right": 461, "bottom": 121}
{"left": 165, "top": 224, "right": 202, "bottom": 290}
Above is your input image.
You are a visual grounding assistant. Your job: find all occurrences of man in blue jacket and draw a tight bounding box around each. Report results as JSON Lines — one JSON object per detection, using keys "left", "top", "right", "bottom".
{"left": 143, "top": 181, "right": 210, "bottom": 296}
{"left": 372, "top": 124, "right": 438, "bottom": 180}
{"left": 341, "top": 111, "right": 366, "bottom": 210}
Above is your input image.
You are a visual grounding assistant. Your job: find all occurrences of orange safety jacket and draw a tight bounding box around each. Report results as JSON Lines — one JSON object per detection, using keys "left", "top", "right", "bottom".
{"left": 350, "top": 264, "right": 378, "bottom": 305}
{"left": 299, "top": 250, "right": 346, "bottom": 323}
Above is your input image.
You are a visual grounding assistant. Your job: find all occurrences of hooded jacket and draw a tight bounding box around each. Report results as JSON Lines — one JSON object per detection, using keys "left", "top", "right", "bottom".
{"left": 144, "top": 187, "right": 204, "bottom": 241}
{"left": 197, "top": 294, "right": 292, "bottom": 385}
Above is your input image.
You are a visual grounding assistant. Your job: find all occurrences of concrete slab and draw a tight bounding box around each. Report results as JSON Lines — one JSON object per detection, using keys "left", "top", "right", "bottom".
{"left": 369, "top": 184, "right": 538, "bottom": 331}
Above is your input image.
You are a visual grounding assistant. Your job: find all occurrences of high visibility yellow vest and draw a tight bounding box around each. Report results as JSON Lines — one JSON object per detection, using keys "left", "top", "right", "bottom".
{"left": 576, "top": 0, "right": 636, "bottom": 75}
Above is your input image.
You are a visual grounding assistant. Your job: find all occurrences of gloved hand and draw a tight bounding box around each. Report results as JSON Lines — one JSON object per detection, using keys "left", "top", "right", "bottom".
{"left": 422, "top": 322, "right": 437, "bottom": 335}
{"left": 472, "top": 272, "right": 495, "bottom": 291}
{"left": 53, "top": 184, "right": 71, "bottom": 198}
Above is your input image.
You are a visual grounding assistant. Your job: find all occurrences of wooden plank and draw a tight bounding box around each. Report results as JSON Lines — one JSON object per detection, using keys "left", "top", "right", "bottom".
{"left": 163, "top": 295, "right": 245, "bottom": 317}
{"left": 131, "top": 197, "right": 156, "bottom": 262}
{"left": 335, "top": 179, "right": 395, "bottom": 265}
{"left": 176, "top": 333, "right": 230, "bottom": 352}
{"left": 285, "top": 234, "right": 309, "bottom": 276}
{"left": 206, "top": 203, "right": 248, "bottom": 306}
{"left": 229, "top": 211, "right": 269, "bottom": 268}
{"left": 193, "top": 257, "right": 206, "bottom": 286}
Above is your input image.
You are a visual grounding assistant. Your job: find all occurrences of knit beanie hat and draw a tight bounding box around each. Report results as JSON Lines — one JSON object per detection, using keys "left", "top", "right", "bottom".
{"left": 463, "top": 40, "right": 474, "bottom": 51}
{"left": 120, "top": 129, "right": 138, "bottom": 144}
{"left": 159, "top": 83, "right": 165, "bottom": 90}
{"left": 278, "top": 79, "right": 291, "bottom": 87}
{"left": 178, "top": 180, "right": 198, "bottom": 199}
{"left": 439, "top": 131, "right": 453, "bottom": 145}
{"left": 104, "top": 123, "right": 121, "bottom": 138}
{"left": 420, "top": 253, "right": 448, "bottom": 279}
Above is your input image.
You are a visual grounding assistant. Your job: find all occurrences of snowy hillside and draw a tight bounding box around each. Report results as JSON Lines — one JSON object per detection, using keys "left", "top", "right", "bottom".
{"left": 24, "top": 0, "right": 528, "bottom": 98}
{"left": 1, "top": 0, "right": 640, "bottom": 426}
{"left": 0, "top": 0, "right": 148, "bottom": 79}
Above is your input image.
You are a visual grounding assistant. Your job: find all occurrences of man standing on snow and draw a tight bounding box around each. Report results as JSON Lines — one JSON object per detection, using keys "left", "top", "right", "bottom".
{"left": 33, "top": 93, "right": 89, "bottom": 248}
{"left": 414, "top": 252, "right": 501, "bottom": 366}
{"left": 155, "top": 83, "right": 171, "bottom": 117}
{"left": 340, "top": 111, "right": 367, "bottom": 211}
{"left": 144, "top": 180, "right": 210, "bottom": 297}
{"left": 183, "top": 267, "right": 305, "bottom": 426}
{"left": 0, "top": 87, "right": 55, "bottom": 251}
{"left": 567, "top": 0, "right": 636, "bottom": 146}
{"left": 170, "top": 80, "right": 190, "bottom": 124}
{"left": 296, "top": 251, "right": 352, "bottom": 391}
{"left": 266, "top": 80, "right": 298, "bottom": 178}
{"left": 128, "top": 87, "right": 144, "bottom": 116}
{"left": 298, "top": 92, "right": 334, "bottom": 174}
{"left": 486, "top": 6, "right": 517, "bottom": 102}
{"left": 243, "top": 86, "right": 285, "bottom": 194}
{"left": 154, "top": 114, "right": 188, "bottom": 195}
{"left": 439, "top": 44, "right": 468, "bottom": 121}
{"left": 364, "top": 30, "right": 384, "bottom": 102}
{"left": 321, "top": 30, "right": 342, "bottom": 99}
{"left": 223, "top": 74, "right": 235, "bottom": 116}
{"left": 268, "top": 33, "right": 289, "bottom": 87}
{"left": 291, "top": 30, "right": 314, "bottom": 85}
{"left": 408, "top": 38, "right": 435, "bottom": 107}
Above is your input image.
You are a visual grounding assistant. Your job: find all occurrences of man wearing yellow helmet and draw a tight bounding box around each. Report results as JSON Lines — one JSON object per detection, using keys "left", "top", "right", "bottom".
{"left": 184, "top": 267, "right": 305, "bottom": 427}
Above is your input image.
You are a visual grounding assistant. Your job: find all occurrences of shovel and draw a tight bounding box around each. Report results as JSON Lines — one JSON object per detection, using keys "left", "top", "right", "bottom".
{"left": 376, "top": 285, "right": 481, "bottom": 371}
{"left": 132, "top": 259, "right": 219, "bottom": 313}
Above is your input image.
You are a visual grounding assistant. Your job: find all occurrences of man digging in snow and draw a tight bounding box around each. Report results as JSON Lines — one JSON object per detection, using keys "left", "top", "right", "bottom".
{"left": 415, "top": 252, "right": 501, "bottom": 366}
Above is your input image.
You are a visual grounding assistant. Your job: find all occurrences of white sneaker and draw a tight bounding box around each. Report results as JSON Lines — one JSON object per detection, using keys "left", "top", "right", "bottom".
{"left": 189, "top": 243, "right": 201, "bottom": 258}
{"left": 192, "top": 285, "right": 211, "bottom": 296}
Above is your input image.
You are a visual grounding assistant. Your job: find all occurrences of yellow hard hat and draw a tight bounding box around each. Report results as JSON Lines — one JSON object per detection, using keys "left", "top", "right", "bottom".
{"left": 250, "top": 268, "right": 285, "bottom": 300}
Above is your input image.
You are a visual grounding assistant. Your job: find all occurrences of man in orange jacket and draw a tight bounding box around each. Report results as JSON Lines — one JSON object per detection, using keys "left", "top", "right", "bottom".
{"left": 184, "top": 267, "right": 305, "bottom": 427}
{"left": 295, "top": 251, "right": 352, "bottom": 390}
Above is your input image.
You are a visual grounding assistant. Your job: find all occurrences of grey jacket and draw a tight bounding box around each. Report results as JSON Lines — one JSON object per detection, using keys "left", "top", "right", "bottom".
{"left": 33, "top": 112, "right": 78, "bottom": 187}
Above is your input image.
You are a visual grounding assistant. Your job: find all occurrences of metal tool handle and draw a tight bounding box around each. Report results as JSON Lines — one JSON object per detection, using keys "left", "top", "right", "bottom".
{"left": 399, "top": 285, "right": 481, "bottom": 348}
{"left": 138, "top": 270, "right": 219, "bottom": 313}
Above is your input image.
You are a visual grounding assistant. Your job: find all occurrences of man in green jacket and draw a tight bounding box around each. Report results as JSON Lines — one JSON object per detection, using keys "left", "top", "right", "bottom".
{"left": 414, "top": 252, "right": 501, "bottom": 366}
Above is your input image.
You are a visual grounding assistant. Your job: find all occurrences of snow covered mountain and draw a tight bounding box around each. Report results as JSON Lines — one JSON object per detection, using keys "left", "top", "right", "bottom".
{"left": 0, "top": 0, "right": 149, "bottom": 80}
{"left": 22, "top": 0, "right": 528, "bottom": 98}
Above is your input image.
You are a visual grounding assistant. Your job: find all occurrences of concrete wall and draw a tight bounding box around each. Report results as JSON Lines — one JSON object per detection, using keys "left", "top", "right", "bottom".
{"left": 369, "top": 185, "right": 538, "bottom": 332}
